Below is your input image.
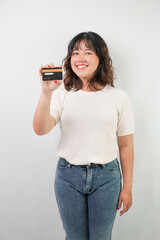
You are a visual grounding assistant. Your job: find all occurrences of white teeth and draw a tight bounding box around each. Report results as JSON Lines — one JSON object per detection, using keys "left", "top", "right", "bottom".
{"left": 77, "top": 65, "right": 87, "bottom": 69}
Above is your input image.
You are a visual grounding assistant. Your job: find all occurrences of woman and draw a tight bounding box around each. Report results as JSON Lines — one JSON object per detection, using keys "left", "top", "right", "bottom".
{"left": 33, "top": 31, "right": 134, "bottom": 240}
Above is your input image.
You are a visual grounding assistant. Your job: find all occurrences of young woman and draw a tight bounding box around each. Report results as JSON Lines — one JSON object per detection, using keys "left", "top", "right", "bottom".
{"left": 33, "top": 31, "right": 134, "bottom": 240}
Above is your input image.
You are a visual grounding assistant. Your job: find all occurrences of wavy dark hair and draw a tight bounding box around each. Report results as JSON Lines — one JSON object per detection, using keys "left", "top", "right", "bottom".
{"left": 62, "top": 31, "right": 115, "bottom": 91}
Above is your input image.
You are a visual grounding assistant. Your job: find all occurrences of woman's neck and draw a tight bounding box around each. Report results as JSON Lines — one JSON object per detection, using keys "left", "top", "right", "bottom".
{"left": 82, "top": 83, "right": 105, "bottom": 92}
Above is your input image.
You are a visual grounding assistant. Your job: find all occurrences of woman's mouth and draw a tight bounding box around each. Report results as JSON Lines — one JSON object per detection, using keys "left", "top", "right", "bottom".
{"left": 76, "top": 65, "right": 88, "bottom": 69}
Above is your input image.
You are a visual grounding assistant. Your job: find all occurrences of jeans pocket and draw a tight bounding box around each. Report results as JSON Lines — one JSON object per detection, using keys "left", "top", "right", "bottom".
{"left": 105, "top": 158, "right": 120, "bottom": 171}
{"left": 57, "top": 158, "right": 68, "bottom": 169}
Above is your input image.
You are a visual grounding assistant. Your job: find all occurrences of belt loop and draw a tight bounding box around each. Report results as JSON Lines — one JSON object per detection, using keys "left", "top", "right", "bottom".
{"left": 68, "top": 163, "right": 71, "bottom": 168}
{"left": 101, "top": 164, "right": 105, "bottom": 169}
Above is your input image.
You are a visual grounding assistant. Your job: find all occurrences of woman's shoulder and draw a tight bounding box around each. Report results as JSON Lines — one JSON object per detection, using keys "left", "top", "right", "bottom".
{"left": 105, "top": 85, "right": 128, "bottom": 98}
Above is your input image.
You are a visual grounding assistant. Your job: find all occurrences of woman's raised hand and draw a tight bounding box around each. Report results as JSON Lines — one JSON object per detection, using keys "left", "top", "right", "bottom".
{"left": 39, "top": 63, "right": 62, "bottom": 94}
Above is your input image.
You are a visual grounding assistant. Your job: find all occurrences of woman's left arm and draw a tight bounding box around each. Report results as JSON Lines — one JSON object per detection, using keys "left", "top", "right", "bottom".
{"left": 117, "top": 133, "right": 134, "bottom": 216}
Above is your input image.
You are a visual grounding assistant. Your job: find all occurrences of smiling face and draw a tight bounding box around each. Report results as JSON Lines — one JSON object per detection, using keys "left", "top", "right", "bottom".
{"left": 70, "top": 41, "right": 99, "bottom": 85}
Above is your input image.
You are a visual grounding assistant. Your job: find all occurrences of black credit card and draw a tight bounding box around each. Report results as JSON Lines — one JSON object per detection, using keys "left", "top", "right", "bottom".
{"left": 42, "top": 67, "right": 63, "bottom": 81}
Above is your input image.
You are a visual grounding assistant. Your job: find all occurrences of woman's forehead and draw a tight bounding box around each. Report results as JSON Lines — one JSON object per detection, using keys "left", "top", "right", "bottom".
{"left": 73, "top": 40, "right": 94, "bottom": 51}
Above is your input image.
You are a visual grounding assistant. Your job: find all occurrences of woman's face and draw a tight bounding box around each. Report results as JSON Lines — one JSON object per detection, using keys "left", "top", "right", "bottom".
{"left": 70, "top": 41, "right": 99, "bottom": 83}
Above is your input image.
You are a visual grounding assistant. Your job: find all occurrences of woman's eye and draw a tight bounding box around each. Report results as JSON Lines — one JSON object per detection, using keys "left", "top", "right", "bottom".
{"left": 72, "top": 51, "right": 92, "bottom": 56}
{"left": 72, "top": 52, "right": 78, "bottom": 55}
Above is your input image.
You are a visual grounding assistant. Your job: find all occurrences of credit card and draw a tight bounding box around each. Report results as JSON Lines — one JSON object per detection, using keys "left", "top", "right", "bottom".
{"left": 42, "top": 67, "right": 63, "bottom": 81}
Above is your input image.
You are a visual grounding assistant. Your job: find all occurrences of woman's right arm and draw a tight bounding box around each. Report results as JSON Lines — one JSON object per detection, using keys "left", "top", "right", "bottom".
{"left": 33, "top": 63, "right": 62, "bottom": 135}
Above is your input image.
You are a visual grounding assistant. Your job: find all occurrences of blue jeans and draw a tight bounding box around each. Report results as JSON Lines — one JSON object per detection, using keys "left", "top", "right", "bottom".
{"left": 54, "top": 158, "right": 122, "bottom": 240}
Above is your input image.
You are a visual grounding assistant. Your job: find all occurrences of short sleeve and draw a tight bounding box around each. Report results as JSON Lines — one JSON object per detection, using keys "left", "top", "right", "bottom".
{"left": 116, "top": 92, "right": 134, "bottom": 136}
{"left": 50, "top": 88, "right": 62, "bottom": 124}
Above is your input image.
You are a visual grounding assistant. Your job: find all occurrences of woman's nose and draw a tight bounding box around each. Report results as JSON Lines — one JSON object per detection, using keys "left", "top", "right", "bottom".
{"left": 77, "top": 54, "right": 86, "bottom": 62}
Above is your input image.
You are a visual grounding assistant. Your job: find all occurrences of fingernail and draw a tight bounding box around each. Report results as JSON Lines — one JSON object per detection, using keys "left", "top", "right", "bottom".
{"left": 54, "top": 80, "right": 57, "bottom": 83}
{"left": 117, "top": 207, "right": 120, "bottom": 210}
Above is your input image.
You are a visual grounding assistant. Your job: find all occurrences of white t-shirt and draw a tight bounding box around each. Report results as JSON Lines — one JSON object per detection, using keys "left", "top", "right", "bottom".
{"left": 50, "top": 84, "right": 134, "bottom": 165}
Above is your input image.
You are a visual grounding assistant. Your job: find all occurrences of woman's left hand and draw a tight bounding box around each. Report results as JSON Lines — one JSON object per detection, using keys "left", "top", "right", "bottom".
{"left": 117, "top": 187, "right": 132, "bottom": 216}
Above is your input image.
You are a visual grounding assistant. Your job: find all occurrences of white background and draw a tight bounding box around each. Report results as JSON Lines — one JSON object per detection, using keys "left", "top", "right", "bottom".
{"left": 0, "top": 0, "right": 160, "bottom": 239}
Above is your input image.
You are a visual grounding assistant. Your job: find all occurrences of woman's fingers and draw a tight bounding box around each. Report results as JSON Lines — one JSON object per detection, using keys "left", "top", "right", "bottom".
{"left": 117, "top": 198, "right": 122, "bottom": 211}
{"left": 48, "top": 63, "right": 54, "bottom": 68}
{"left": 117, "top": 188, "right": 132, "bottom": 216}
{"left": 120, "top": 202, "right": 131, "bottom": 216}
{"left": 40, "top": 63, "right": 61, "bottom": 73}
{"left": 40, "top": 63, "right": 61, "bottom": 69}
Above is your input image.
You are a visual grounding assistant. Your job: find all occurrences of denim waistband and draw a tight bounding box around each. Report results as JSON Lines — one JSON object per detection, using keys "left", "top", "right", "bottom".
{"left": 58, "top": 158, "right": 118, "bottom": 170}
{"left": 76, "top": 163, "right": 104, "bottom": 168}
